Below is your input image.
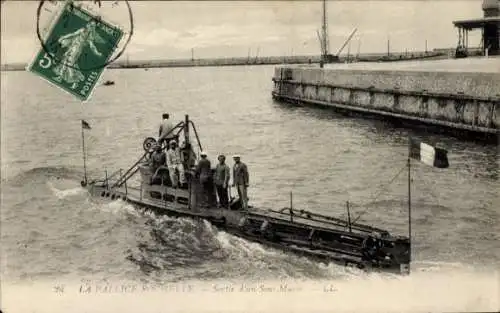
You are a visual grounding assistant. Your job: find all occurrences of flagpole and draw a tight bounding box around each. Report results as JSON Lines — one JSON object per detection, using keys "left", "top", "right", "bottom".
{"left": 81, "top": 120, "right": 88, "bottom": 186}
{"left": 405, "top": 137, "right": 450, "bottom": 275}
{"left": 407, "top": 140, "right": 412, "bottom": 274}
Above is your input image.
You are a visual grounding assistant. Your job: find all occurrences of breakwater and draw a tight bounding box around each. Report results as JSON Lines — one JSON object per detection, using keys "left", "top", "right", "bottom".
{"left": 271, "top": 60, "right": 500, "bottom": 136}
{"left": 1, "top": 51, "right": 448, "bottom": 72}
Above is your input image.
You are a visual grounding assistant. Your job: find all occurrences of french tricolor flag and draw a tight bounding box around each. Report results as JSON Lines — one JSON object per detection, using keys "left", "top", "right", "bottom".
{"left": 409, "top": 138, "right": 449, "bottom": 168}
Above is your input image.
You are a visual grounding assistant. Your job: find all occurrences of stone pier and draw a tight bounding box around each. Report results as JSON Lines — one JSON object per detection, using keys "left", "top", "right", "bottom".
{"left": 271, "top": 58, "right": 500, "bottom": 135}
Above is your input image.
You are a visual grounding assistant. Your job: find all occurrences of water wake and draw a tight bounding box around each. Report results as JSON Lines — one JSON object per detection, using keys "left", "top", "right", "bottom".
{"left": 46, "top": 181, "right": 87, "bottom": 199}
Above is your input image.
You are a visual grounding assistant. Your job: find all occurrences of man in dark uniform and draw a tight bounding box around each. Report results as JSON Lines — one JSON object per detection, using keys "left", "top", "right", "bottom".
{"left": 150, "top": 145, "right": 167, "bottom": 185}
{"left": 150, "top": 145, "right": 166, "bottom": 173}
{"left": 232, "top": 155, "right": 249, "bottom": 210}
{"left": 214, "top": 154, "right": 230, "bottom": 208}
{"left": 196, "top": 151, "right": 212, "bottom": 207}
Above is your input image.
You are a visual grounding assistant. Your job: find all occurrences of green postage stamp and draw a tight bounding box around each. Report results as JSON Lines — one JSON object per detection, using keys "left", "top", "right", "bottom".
{"left": 28, "top": 2, "right": 124, "bottom": 102}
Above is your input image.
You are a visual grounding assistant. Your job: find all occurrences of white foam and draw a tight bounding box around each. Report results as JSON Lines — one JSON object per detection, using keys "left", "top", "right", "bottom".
{"left": 96, "top": 199, "right": 141, "bottom": 217}
{"left": 47, "top": 181, "right": 87, "bottom": 199}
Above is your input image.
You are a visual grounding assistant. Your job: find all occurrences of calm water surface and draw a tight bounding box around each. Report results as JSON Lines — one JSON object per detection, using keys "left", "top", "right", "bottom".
{"left": 1, "top": 65, "right": 498, "bottom": 312}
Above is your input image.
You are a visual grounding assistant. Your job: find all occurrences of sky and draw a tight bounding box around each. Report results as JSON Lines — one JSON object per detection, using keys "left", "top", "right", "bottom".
{"left": 0, "top": 0, "right": 485, "bottom": 64}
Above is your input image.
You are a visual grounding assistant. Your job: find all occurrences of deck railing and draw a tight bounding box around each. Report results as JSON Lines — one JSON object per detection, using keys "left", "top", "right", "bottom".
{"left": 267, "top": 207, "right": 389, "bottom": 236}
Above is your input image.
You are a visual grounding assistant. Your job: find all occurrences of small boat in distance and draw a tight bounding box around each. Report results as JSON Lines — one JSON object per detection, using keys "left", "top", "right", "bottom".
{"left": 103, "top": 80, "right": 115, "bottom": 86}
{"left": 80, "top": 115, "right": 450, "bottom": 275}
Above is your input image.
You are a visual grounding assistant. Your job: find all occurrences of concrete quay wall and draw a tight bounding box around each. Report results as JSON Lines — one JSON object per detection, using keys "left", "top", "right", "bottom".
{"left": 271, "top": 66, "right": 500, "bottom": 134}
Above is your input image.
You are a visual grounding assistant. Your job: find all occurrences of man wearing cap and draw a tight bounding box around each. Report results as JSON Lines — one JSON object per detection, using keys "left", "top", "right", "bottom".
{"left": 150, "top": 144, "right": 166, "bottom": 173}
{"left": 166, "top": 140, "right": 185, "bottom": 187}
{"left": 158, "top": 113, "right": 175, "bottom": 147}
{"left": 232, "top": 155, "right": 249, "bottom": 210}
{"left": 196, "top": 151, "right": 212, "bottom": 207}
{"left": 214, "top": 155, "right": 230, "bottom": 208}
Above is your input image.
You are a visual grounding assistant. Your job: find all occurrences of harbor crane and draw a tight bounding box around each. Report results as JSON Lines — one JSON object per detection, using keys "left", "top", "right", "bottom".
{"left": 317, "top": 0, "right": 358, "bottom": 64}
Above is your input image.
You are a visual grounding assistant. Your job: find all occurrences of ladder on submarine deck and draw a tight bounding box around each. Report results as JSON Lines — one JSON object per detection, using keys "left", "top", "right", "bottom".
{"left": 110, "top": 116, "right": 204, "bottom": 189}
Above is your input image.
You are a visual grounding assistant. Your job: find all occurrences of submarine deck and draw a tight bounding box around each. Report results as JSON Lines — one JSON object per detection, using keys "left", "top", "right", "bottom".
{"left": 89, "top": 182, "right": 402, "bottom": 241}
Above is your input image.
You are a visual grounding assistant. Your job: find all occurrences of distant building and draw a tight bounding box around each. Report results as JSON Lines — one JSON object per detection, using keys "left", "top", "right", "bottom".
{"left": 452, "top": 0, "right": 500, "bottom": 56}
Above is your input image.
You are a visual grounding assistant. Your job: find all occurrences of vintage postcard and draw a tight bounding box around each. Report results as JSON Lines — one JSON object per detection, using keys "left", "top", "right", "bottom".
{"left": 1, "top": 1, "right": 499, "bottom": 313}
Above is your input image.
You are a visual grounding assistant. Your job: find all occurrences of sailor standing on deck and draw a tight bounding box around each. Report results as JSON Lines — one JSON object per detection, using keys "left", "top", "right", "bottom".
{"left": 196, "top": 151, "right": 212, "bottom": 207}
{"left": 158, "top": 113, "right": 175, "bottom": 147}
{"left": 214, "top": 154, "right": 230, "bottom": 208}
{"left": 166, "top": 141, "right": 185, "bottom": 187}
{"left": 232, "top": 155, "right": 249, "bottom": 210}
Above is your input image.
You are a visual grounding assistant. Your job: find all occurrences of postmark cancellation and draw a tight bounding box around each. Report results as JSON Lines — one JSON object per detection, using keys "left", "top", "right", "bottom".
{"left": 27, "top": 1, "right": 127, "bottom": 102}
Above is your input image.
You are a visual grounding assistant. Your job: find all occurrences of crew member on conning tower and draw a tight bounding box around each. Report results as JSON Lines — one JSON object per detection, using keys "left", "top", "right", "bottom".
{"left": 166, "top": 140, "right": 185, "bottom": 187}
{"left": 150, "top": 144, "right": 166, "bottom": 173}
{"left": 158, "top": 113, "right": 175, "bottom": 146}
